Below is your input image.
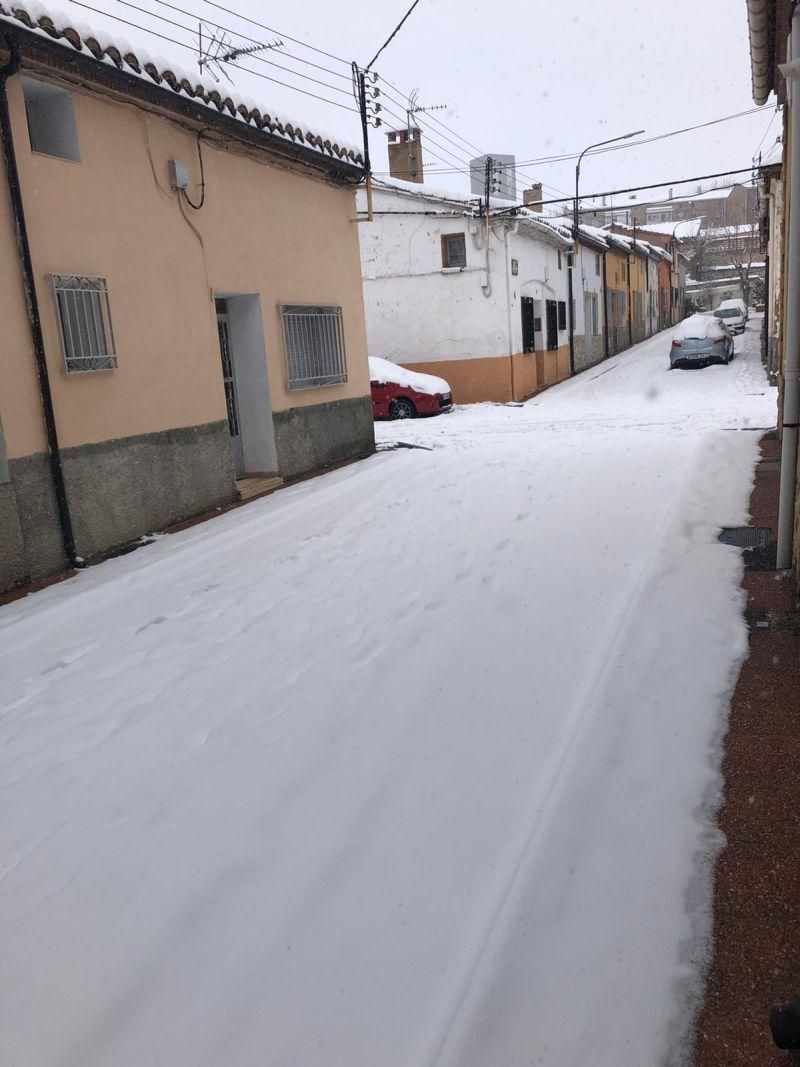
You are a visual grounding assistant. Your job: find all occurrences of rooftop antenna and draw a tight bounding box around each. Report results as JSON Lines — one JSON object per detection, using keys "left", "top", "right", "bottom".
{"left": 197, "top": 22, "right": 284, "bottom": 84}
{"left": 404, "top": 89, "right": 447, "bottom": 178}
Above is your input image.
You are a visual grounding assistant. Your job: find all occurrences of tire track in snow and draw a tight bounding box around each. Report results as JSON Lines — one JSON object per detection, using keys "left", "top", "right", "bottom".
{"left": 425, "top": 439, "right": 701, "bottom": 1067}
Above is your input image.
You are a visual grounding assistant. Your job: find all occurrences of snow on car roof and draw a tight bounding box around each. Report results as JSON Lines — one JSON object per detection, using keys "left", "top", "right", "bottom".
{"left": 368, "top": 357, "right": 450, "bottom": 396}
{"left": 673, "top": 314, "right": 726, "bottom": 341}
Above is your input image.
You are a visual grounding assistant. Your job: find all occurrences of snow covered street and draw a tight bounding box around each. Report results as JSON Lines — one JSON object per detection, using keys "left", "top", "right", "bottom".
{"left": 0, "top": 321, "right": 776, "bottom": 1066}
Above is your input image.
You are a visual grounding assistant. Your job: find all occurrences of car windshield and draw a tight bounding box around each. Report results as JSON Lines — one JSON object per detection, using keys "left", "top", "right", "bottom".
{"left": 714, "top": 309, "right": 739, "bottom": 318}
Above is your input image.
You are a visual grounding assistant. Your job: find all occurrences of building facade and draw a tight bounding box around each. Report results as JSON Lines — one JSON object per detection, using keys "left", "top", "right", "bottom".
{"left": 571, "top": 226, "right": 607, "bottom": 374}
{"left": 746, "top": 0, "right": 800, "bottom": 583}
{"left": 357, "top": 180, "right": 573, "bottom": 404}
{"left": 0, "top": 8, "right": 374, "bottom": 592}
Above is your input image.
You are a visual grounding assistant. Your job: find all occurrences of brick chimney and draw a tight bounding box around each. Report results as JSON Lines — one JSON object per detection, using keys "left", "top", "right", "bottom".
{"left": 386, "top": 127, "right": 424, "bottom": 183}
{"left": 523, "top": 183, "right": 543, "bottom": 212}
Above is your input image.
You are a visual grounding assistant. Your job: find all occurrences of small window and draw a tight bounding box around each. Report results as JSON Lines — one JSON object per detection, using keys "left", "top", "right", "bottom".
{"left": 566, "top": 253, "right": 574, "bottom": 268}
{"left": 557, "top": 250, "right": 562, "bottom": 270}
{"left": 441, "top": 233, "right": 467, "bottom": 269}
{"left": 557, "top": 301, "right": 567, "bottom": 331}
{"left": 21, "top": 77, "right": 80, "bottom": 162}
{"left": 533, "top": 299, "right": 542, "bottom": 333}
{"left": 52, "top": 275, "right": 116, "bottom": 372}
{"left": 282, "top": 304, "right": 347, "bottom": 389}
{"left": 511, "top": 258, "right": 519, "bottom": 276}
{"left": 592, "top": 293, "right": 600, "bottom": 335}
{"left": 595, "top": 252, "right": 601, "bottom": 275}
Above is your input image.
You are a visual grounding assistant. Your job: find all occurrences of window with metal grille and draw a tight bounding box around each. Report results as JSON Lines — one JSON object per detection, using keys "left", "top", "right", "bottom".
{"left": 441, "top": 233, "right": 467, "bottom": 269}
{"left": 281, "top": 304, "right": 347, "bottom": 389}
{"left": 52, "top": 275, "right": 116, "bottom": 372}
{"left": 557, "top": 301, "right": 567, "bottom": 331}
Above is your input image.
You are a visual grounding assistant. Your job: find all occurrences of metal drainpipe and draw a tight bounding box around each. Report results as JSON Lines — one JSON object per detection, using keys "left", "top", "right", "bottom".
{"left": 602, "top": 251, "right": 610, "bottom": 359}
{"left": 503, "top": 225, "right": 516, "bottom": 401}
{"left": 777, "top": 9, "right": 800, "bottom": 571}
{"left": 567, "top": 248, "right": 575, "bottom": 374}
{"left": 0, "top": 38, "right": 80, "bottom": 570}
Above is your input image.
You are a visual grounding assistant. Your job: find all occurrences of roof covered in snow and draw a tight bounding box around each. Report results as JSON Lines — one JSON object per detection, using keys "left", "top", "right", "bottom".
{"left": 0, "top": 2, "right": 364, "bottom": 170}
{"left": 669, "top": 185, "right": 739, "bottom": 204}
{"left": 369, "top": 179, "right": 572, "bottom": 248}
{"left": 614, "top": 218, "right": 703, "bottom": 239}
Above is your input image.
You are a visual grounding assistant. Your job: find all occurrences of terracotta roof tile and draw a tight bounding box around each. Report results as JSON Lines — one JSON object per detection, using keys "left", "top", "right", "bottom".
{"left": 0, "top": 2, "right": 364, "bottom": 168}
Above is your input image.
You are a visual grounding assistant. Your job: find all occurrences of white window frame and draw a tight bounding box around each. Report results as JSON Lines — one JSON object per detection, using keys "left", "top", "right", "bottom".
{"left": 281, "top": 304, "right": 347, "bottom": 390}
{"left": 52, "top": 275, "right": 117, "bottom": 372}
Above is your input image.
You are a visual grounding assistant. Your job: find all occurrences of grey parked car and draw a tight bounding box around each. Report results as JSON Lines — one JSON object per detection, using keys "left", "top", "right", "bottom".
{"left": 669, "top": 314, "right": 734, "bottom": 368}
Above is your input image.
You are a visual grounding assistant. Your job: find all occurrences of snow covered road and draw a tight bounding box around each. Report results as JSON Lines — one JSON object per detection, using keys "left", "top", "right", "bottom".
{"left": 0, "top": 321, "right": 776, "bottom": 1066}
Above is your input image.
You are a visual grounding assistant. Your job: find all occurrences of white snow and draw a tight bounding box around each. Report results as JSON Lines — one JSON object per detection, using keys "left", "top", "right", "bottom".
{"left": 616, "top": 218, "right": 704, "bottom": 238}
{"left": 673, "top": 312, "right": 727, "bottom": 340}
{"left": 0, "top": 320, "right": 776, "bottom": 1066}
{"left": 369, "top": 356, "right": 450, "bottom": 395}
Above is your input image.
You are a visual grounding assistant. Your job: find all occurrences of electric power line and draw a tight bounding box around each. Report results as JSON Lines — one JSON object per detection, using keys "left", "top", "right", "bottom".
{"left": 415, "top": 106, "right": 770, "bottom": 174}
{"left": 142, "top": 0, "right": 353, "bottom": 81}
{"left": 376, "top": 77, "right": 570, "bottom": 197}
{"left": 378, "top": 102, "right": 475, "bottom": 172}
{"left": 504, "top": 167, "right": 758, "bottom": 213}
{"left": 196, "top": 0, "right": 350, "bottom": 66}
{"left": 366, "top": 0, "right": 422, "bottom": 72}
{"left": 79, "top": 0, "right": 354, "bottom": 97}
{"left": 753, "top": 106, "right": 780, "bottom": 159}
{"left": 375, "top": 72, "right": 570, "bottom": 196}
{"left": 64, "top": 0, "right": 359, "bottom": 111}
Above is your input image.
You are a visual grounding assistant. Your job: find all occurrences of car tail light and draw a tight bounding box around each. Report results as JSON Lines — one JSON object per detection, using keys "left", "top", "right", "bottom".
{"left": 672, "top": 340, "right": 681, "bottom": 348}
{"left": 713, "top": 336, "right": 726, "bottom": 345}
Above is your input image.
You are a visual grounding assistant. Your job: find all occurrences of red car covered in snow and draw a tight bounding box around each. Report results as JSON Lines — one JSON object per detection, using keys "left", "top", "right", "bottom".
{"left": 369, "top": 357, "right": 453, "bottom": 420}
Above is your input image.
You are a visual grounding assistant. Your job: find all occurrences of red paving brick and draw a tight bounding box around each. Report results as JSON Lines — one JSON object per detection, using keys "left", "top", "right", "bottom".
{"left": 694, "top": 434, "right": 800, "bottom": 1066}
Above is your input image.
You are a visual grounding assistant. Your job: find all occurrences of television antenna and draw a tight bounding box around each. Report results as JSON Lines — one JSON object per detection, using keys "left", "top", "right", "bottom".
{"left": 197, "top": 22, "right": 284, "bottom": 84}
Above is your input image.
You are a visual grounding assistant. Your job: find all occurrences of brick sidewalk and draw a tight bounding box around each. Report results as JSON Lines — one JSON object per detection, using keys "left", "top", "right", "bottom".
{"left": 695, "top": 433, "right": 800, "bottom": 1065}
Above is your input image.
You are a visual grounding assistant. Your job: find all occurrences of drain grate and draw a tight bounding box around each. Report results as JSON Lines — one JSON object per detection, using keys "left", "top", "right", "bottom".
{"left": 718, "top": 526, "right": 771, "bottom": 549}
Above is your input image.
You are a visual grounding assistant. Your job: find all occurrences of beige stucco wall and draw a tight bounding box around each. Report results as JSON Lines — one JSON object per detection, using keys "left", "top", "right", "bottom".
{"left": 0, "top": 70, "right": 370, "bottom": 459}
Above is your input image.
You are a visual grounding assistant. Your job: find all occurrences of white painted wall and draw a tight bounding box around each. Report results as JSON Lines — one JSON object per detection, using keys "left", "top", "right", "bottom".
{"left": 356, "top": 187, "right": 570, "bottom": 364}
{"left": 571, "top": 241, "right": 604, "bottom": 337}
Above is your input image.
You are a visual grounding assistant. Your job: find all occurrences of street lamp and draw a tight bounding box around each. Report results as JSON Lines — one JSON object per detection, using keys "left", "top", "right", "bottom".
{"left": 569, "top": 129, "right": 644, "bottom": 374}
{"left": 573, "top": 130, "right": 645, "bottom": 243}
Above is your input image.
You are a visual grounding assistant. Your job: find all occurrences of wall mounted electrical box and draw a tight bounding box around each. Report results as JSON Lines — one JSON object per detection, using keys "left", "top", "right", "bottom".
{"left": 168, "top": 158, "right": 189, "bottom": 190}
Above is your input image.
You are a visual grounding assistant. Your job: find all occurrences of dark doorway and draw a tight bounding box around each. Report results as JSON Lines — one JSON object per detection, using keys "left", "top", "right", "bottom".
{"left": 521, "top": 297, "right": 536, "bottom": 353}
{"left": 545, "top": 299, "right": 558, "bottom": 351}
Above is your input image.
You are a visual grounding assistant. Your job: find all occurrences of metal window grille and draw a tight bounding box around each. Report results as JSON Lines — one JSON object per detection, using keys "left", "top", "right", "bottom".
{"left": 557, "top": 301, "right": 567, "bottom": 331}
{"left": 52, "top": 275, "right": 117, "bottom": 372}
{"left": 441, "top": 233, "right": 466, "bottom": 269}
{"left": 281, "top": 304, "right": 347, "bottom": 390}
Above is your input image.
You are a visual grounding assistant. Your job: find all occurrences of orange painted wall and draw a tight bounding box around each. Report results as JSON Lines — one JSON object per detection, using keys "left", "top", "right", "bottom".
{"left": 0, "top": 70, "right": 370, "bottom": 459}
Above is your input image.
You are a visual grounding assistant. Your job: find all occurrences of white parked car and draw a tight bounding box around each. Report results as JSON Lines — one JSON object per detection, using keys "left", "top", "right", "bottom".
{"left": 713, "top": 299, "right": 746, "bottom": 335}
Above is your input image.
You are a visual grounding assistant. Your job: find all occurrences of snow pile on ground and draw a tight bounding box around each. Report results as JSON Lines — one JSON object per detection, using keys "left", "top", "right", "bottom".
{"left": 0, "top": 321, "right": 776, "bottom": 1066}
{"left": 369, "top": 355, "right": 450, "bottom": 395}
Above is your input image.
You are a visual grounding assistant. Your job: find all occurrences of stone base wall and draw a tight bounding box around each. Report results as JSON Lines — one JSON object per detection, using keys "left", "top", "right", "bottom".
{"left": 608, "top": 325, "right": 630, "bottom": 356}
{"left": 1, "top": 420, "right": 236, "bottom": 592}
{"left": 273, "top": 395, "right": 375, "bottom": 480}
{"left": 573, "top": 334, "right": 605, "bottom": 374}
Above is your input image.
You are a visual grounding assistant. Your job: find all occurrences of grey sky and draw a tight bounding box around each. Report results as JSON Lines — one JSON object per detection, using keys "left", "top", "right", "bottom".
{"left": 61, "top": 0, "right": 776, "bottom": 207}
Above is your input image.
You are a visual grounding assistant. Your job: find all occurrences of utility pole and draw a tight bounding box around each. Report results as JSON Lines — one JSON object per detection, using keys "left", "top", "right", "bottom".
{"left": 352, "top": 63, "right": 382, "bottom": 222}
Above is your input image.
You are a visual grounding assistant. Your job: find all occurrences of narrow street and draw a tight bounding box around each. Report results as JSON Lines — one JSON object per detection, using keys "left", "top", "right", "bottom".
{"left": 0, "top": 322, "right": 776, "bottom": 1066}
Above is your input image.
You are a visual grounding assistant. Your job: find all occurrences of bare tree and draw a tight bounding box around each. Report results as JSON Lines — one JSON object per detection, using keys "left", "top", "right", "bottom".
{"left": 716, "top": 202, "right": 761, "bottom": 307}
